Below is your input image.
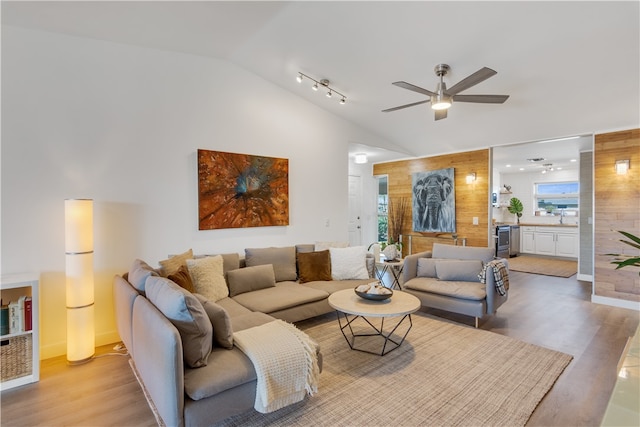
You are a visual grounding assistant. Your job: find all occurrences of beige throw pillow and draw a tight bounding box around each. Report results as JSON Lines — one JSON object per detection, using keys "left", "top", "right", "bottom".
{"left": 329, "top": 246, "right": 370, "bottom": 280}
{"left": 186, "top": 256, "right": 229, "bottom": 302}
{"left": 159, "top": 249, "right": 194, "bottom": 277}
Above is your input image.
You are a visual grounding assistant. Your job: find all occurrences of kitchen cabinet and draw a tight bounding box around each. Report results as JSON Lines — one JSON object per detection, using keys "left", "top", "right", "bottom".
{"left": 520, "top": 226, "right": 578, "bottom": 258}
{"left": 521, "top": 227, "right": 535, "bottom": 253}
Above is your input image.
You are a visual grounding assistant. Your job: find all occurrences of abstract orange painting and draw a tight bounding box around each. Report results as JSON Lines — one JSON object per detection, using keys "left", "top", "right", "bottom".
{"left": 197, "top": 149, "right": 289, "bottom": 230}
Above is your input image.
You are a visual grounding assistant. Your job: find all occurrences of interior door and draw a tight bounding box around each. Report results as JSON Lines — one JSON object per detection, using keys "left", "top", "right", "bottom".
{"left": 348, "top": 175, "right": 362, "bottom": 246}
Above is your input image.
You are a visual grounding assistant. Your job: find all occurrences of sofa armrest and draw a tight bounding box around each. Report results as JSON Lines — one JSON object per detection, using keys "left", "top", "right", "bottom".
{"left": 402, "top": 251, "right": 432, "bottom": 283}
{"left": 132, "top": 297, "right": 184, "bottom": 427}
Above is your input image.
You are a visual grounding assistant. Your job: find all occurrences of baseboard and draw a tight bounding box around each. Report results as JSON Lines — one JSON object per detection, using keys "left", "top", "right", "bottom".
{"left": 40, "top": 330, "right": 121, "bottom": 360}
{"left": 592, "top": 295, "right": 640, "bottom": 311}
{"left": 577, "top": 273, "right": 593, "bottom": 282}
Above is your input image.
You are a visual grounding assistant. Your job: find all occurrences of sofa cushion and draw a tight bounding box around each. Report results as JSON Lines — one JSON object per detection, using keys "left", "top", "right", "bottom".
{"left": 215, "top": 297, "right": 253, "bottom": 317}
{"left": 227, "top": 264, "right": 276, "bottom": 297}
{"left": 194, "top": 294, "right": 234, "bottom": 349}
{"left": 158, "top": 248, "right": 194, "bottom": 277}
{"left": 232, "top": 282, "right": 328, "bottom": 314}
{"left": 297, "top": 250, "right": 332, "bottom": 283}
{"left": 435, "top": 260, "right": 483, "bottom": 282}
{"left": 184, "top": 347, "right": 257, "bottom": 401}
{"left": 417, "top": 258, "right": 438, "bottom": 278}
{"left": 304, "top": 278, "right": 373, "bottom": 294}
{"left": 129, "top": 258, "right": 158, "bottom": 293}
{"left": 168, "top": 265, "right": 195, "bottom": 293}
{"left": 405, "top": 277, "right": 487, "bottom": 301}
{"left": 145, "top": 276, "right": 213, "bottom": 368}
{"left": 232, "top": 311, "right": 277, "bottom": 332}
{"left": 245, "top": 246, "right": 297, "bottom": 282}
{"left": 187, "top": 255, "right": 229, "bottom": 302}
{"left": 432, "top": 243, "right": 494, "bottom": 263}
{"left": 329, "top": 246, "right": 369, "bottom": 280}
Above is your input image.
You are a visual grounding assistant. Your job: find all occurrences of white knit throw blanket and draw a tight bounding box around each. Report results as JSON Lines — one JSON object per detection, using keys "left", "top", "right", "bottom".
{"left": 233, "top": 319, "right": 320, "bottom": 414}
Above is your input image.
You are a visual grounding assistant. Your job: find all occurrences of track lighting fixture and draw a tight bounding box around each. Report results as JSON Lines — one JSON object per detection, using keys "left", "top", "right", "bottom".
{"left": 296, "top": 72, "right": 347, "bottom": 105}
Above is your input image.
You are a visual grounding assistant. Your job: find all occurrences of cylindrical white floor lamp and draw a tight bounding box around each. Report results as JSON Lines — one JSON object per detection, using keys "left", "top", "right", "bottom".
{"left": 65, "top": 199, "right": 95, "bottom": 364}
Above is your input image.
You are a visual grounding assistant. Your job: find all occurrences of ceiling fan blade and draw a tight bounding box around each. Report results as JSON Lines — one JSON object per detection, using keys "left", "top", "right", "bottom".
{"left": 392, "top": 81, "right": 437, "bottom": 97}
{"left": 452, "top": 94, "right": 510, "bottom": 104}
{"left": 445, "top": 67, "right": 497, "bottom": 96}
{"left": 382, "top": 99, "right": 430, "bottom": 113}
{"left": 435, "top": 109, "right": 447, "bottom": 121}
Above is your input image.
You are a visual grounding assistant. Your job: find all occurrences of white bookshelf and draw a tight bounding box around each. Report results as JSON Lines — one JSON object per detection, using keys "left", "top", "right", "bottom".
{"left": 1, "top": 273, "right": 40, "bottom": 391}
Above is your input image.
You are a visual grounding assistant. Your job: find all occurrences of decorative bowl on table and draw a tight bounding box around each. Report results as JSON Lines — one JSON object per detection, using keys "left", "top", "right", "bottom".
{"left": 354, "top": 282, "right": 393, "bottom": 301}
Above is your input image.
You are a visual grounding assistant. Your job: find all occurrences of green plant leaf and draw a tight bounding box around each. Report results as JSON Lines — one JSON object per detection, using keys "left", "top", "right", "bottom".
{"left": 507, "top": 197, "right": 523, "bottom": 215}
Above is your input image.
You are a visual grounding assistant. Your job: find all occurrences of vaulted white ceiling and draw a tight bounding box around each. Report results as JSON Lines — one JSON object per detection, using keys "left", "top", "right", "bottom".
{"left": 3, "top": 1, "right": 639, "bottom": 163}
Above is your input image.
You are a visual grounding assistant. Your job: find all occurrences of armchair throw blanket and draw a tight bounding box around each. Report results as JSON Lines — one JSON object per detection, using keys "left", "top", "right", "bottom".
{"left": 478, "top": 260, "right": 510, "bottom": 296}
{"left": 233, "top": 319, "right": 320, "bottom": 414}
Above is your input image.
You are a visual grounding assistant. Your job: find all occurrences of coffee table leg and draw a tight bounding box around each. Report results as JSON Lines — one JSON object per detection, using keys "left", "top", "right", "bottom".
{"left": 335, "top": 311, "right": 413, "bottom": 356}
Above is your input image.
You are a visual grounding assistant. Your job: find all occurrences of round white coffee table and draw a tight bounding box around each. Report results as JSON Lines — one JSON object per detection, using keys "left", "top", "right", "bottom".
{"left": 327, "top": 288, "right": 421, "bottom": 356}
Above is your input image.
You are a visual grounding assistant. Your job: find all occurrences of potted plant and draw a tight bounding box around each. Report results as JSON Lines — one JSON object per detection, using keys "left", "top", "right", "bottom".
{"left": 369, "top": 197, "right": 408, "bottom": 260}
{"left": 609, "top": 230, "right": 640, "bottom": 275}
{"left": 508, "top": 197, "right": 523, "bottom": 224}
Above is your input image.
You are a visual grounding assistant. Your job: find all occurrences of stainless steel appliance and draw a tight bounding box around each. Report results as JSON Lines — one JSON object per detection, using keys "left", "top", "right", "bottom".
{"left": 495, "top": 225, "right": 510, "bottom": 258}
{"left": 509, "top": 225, "right": 520, "bottom": 257}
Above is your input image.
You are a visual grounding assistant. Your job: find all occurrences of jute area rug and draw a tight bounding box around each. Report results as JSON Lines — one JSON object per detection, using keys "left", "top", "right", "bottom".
{"left": 216, "top": 312, "right": 572, "bottom": 427}
{"left": 507, "top": 254, "right": 577, "bottom": 277}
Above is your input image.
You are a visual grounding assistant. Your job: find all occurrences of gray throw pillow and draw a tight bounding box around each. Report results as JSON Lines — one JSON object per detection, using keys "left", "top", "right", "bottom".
{"left": 435, "top": 260, "right": 483, "bottom": 282}
{"left": 145, "top": 276, "right": 213, "bottom": 368}
{"left": 417, "top": 258, "right": 438, "bottom": 278}
{"left": 245, "top": 246, "right": 297, "bottom": 282}
{"left": 227, "top": 264, "right": 276, "bottom": 297}
{"left": 129, "top": 258, "right": 158, "bottom": 293}
{"left": 194, "top": 294, "right": 233, "bottom": 349}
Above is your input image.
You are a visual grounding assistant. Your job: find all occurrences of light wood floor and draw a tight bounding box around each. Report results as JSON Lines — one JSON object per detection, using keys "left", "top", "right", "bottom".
{"left": 1, "top": 271, "right": 638, "bottom": 426}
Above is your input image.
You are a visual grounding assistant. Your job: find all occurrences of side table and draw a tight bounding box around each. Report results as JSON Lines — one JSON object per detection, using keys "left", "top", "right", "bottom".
{"left": 375, "top": 259, "right": 404, "bottom": 289}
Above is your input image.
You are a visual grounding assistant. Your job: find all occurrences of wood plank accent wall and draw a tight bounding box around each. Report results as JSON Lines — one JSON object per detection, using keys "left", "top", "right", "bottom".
{"left": 594, "top": 128, "right": 640, "bottom": 302}
{"left": 373, "top": 149, "right": 490, "bottom": 254}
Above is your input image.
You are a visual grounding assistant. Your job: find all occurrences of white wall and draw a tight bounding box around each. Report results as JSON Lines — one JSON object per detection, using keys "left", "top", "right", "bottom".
{"left": 1, "top": 27, "right": 391, "bottom": 358}
{"left": 494, "top": 168, "right": 580, "bottom": 225}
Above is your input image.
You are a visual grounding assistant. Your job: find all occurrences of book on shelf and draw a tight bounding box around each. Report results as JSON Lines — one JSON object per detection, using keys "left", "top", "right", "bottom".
{"left": 24, "top": 297, "right": 32, "bottom": 331}
{"left": 0, "top": 303, "right": 8, "bottom": 336}
{"left": 5, "top": 295, "right": 32, "bottom": 335}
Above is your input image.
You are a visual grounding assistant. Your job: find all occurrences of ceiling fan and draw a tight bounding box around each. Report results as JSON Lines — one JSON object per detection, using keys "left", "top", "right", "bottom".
{"left": 382, "top": 64, "right": 509, "bottom": 120}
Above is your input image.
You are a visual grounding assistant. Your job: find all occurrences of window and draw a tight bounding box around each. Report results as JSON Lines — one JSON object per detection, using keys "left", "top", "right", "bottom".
{"left": 376, "top": 176, "right": 388, "bottom": 242}
{"left": 535, "top": 182, "right": 579, "bottom": 216}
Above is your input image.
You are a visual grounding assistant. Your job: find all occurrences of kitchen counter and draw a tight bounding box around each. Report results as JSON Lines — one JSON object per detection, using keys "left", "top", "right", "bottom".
{"left": 495, "top": 222, "right": 578, "bottom": 228}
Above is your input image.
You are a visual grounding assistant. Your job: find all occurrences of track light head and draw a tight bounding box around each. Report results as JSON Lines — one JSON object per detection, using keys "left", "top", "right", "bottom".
{"left": 296, "top": 74, "right": 303, "bottom": 83}
{"left": 340, "top": 97, "right": 346, "bottom": 105}
{"left": 312, "top": 83, "right": 319, "bottom": 91}
{"left": 326, "top": 90, "right": 332, "bottom": 98}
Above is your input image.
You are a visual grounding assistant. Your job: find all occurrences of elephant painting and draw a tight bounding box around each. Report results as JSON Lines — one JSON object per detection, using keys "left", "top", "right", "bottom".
{"left": 412, "top": 168, "right": 456, "bottom": 233}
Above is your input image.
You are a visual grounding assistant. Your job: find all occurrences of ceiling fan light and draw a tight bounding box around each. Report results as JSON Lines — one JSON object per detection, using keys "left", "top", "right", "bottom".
{"left": 431, "top": 94, "right": 452, "bottom": 110}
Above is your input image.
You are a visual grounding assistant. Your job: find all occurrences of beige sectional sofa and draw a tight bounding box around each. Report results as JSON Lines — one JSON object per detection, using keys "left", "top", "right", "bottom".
{"left": 113, "top": 244, "right": 375, "bottom": 426}
{"left": 402, "top": 243, "right": 509, "bottom": 328}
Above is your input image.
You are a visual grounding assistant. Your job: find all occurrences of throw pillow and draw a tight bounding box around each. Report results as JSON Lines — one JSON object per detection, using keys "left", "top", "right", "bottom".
{"left": 245, "top": 246, "right": 297, "bottom": 282}
{"left": 145, "top": 276, "right": 213, "bottom": 368}
{"left": 194, "top": 294, "right": 233, "bottom": 349}
{"left": 297, "top": 250, "right": 332, "bottom": 283}
{"left": 314, "top": 241, "right": 349, "bottom": 251}
{"left": 159, "top": 248, "right": 194, "bottom": 277}
{"left": 186, "top": 255, "right": 229, "bottom": 302}
{"left": 435, "top": 259, "right": 483, "bottom": 282}
{"left": 168, "top": 265, "right": 195, "bottom": 293}
{"left": 226, "top": 264, "right": 277, "bottom": 297}
{"left": 416, "top": 258, "right": 438, "bottom": 278}
{"left": 128, "top": 258, "right": 158, "bottom": 293}
{"left": 329, "top": 246, "right": 370, "bottom": 280}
